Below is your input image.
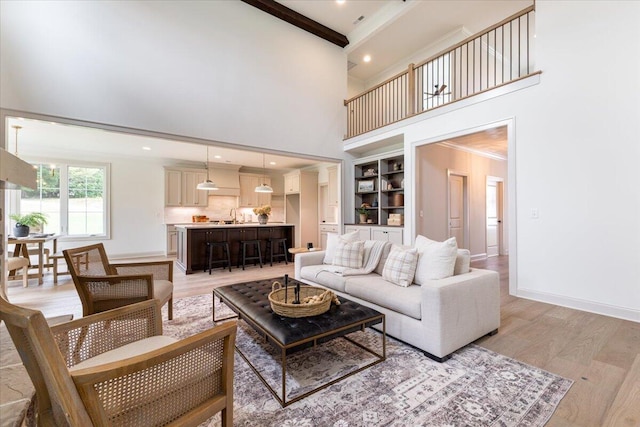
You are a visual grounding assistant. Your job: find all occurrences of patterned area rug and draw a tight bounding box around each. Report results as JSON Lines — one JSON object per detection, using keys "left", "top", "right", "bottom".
{"left": 164, "top": 294, "right": 572, "bottom": 427}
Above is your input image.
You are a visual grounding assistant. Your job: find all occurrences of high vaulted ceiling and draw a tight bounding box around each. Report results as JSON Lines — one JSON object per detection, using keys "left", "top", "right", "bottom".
{"left": 277, "top": 0, "right": 532, "bottom": 82}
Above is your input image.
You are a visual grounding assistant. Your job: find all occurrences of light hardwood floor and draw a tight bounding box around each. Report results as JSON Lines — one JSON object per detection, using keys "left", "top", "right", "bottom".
{"left": 5, "top": 256, "right": 639, "bottom": 426}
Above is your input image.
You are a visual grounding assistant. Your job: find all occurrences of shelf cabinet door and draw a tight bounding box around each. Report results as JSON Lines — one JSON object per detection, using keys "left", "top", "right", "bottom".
{"left": 239, "top": 174, "right": 259, "bottom": 207}
{"left": 182, "top": 171, "right": 208, "bottom": 206}
{"left": 344, "top": 225, "right": 371, "bottom": 241}
{"left": 371, "top": 227, "right": 403, "bottom": 244}
{"left": 327, "top": 166, "right": 338, "bottom": 207}
{"left": 165, "top": 170, "right": 182, "bottom": 206}
{"left": 284, "top": 172, "right": 300, "bottom": 194}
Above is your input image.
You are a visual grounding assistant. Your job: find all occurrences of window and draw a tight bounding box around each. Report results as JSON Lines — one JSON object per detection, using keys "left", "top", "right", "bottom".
{"left": 20, "top": 162, "right": 110, "bottom": 238}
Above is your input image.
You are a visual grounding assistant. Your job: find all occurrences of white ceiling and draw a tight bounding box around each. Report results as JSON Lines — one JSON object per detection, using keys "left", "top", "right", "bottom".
{"left": 279, "top": 0, "right": 532, "bottom": 82}
{"left": 5, "top": 117, "right": 325, "bottom": 171}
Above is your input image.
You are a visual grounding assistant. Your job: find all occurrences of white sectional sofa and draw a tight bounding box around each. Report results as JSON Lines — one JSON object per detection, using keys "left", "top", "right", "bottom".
{"left": 294, "top": 241, "right": 500, "bottom": 362}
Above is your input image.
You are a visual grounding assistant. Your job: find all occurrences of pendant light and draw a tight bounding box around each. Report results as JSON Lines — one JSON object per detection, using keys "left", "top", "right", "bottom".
{"left": 12, "top": 125, "right": 22, "bottom": 157}
{"left": 254, "top": 153, "right": 273, "bottom": 193}
{"left": 197, "top": 146, "right": 218, "bottom": 190}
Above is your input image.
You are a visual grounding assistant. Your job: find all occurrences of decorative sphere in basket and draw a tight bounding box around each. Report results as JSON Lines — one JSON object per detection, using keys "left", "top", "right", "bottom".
{"left": 269, "top": 281, "right": 340, "bottom": 318}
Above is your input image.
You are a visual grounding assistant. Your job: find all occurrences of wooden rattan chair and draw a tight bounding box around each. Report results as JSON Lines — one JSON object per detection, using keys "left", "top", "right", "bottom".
{"left": 63, "top": 243, "right": 174, "bottom": 320}
{"left": 0, "top": 297, "right": 236, "bottom": 427}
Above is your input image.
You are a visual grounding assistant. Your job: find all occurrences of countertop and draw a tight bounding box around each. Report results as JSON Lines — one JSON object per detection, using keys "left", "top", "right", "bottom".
{"left": 175, "top": 223, "right": 294, "bottom": 229}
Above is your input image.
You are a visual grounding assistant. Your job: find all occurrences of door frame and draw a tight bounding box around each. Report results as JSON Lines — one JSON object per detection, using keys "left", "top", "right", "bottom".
{"left": 447, "top": 169, "right": 469, "bottom": 250}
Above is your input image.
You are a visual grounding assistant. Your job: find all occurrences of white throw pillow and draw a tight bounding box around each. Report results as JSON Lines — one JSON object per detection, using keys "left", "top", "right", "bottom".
{"left": 382, "top": 246, "right": 418, "bottom": 287}
{"left": 454, "top": 249, "right": 471, "bottom": 275}
{"left": 323, "top": 231, "right": 359, "bottom": 264}
{"left": 332, "top": 240, "right": 364, "bottom": 269}
{"left": 414, "top": 235, "right": 458, "bottom": 283}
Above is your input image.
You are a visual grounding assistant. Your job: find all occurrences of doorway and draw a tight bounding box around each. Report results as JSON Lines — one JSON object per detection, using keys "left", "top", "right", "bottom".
{"left": 447, "top": 171, "right": 469, "bottom": 249}
{"left": 486, "top": 176, "right": 504, "bottom": 257}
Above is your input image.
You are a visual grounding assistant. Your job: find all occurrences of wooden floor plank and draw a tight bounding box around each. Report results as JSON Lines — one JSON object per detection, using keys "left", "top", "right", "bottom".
{"left": 4, "top": 254, "right": 638, "bottom": 425}
{"left": 603, "top": 354, "right": 640, "bottom": 427}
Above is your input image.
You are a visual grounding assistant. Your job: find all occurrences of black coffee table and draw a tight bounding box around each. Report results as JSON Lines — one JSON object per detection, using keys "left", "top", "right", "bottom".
{"left": 213, "top": 278, "right": 386, "bottom": 407}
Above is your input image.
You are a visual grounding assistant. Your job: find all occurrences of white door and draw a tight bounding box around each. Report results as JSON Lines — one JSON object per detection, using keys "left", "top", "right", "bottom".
{"left": 486, "top": 177, "right": 504, "bottom": 257}
{"left": 448, "top": 173, "right": 467, "bottom": 248}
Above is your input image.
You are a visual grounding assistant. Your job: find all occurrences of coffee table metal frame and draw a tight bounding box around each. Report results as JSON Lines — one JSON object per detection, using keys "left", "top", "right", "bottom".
{"left": 213, "top": 287, "right": 386, "bottom": 407}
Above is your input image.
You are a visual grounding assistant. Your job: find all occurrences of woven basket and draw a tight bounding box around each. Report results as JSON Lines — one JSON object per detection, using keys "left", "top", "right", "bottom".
{"left": 269, "top": 281, "right": 333, "bottom": 318}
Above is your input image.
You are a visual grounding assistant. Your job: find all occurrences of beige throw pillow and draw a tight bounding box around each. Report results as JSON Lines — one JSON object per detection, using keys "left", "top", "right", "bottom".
{"left": 414, "top": 235, "right": 458, "bottom": 283}
{"left": 454, "top": 249, "right": 471, "bottom": 275}
{"left": 382, "top": 246, "right": 418, "bottom": 287}
{"left": 323, "top": 231, "right": 360, "bottom": 264}
{"left": 332, "top": 240, "right": 364, "bottom": 269}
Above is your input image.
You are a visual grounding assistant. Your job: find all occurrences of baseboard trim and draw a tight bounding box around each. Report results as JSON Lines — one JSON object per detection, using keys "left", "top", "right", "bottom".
{"left": 109, "top": 251, "right": 166, "bottom": 260}
{"left": 471, "top": 253, "right": 487, "bottom": 262}
{"left": 516, "top": 288, "right": 640, "bottom": 323}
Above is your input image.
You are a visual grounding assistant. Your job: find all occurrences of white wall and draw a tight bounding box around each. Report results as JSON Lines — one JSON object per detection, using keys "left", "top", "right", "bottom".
{"left": 0, "top": 1, "right": 346, "bottom": 159}
{"left": 350, "top": 1, "right": 640, "bottom": 322}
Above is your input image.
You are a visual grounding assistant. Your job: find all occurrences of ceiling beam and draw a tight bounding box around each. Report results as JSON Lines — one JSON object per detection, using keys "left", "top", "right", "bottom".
{"left": 240, "top": 0, "right": 349, "bottom": 48}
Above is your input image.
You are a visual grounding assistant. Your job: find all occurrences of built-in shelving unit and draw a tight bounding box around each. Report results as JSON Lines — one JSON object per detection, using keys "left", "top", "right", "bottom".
{"left": 353, "top": 150, "right": 404, "bottom": 226}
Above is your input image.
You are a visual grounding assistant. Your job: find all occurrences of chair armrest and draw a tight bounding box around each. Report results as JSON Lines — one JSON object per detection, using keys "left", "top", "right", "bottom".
{"left": 51, "top": 300, "right": 163, "bottom": 367}
{"left": 71, "top": 321, "right": 237, "bottom": 426}
{"left": 111, "top": 260, "right": 173, "bottom": 282}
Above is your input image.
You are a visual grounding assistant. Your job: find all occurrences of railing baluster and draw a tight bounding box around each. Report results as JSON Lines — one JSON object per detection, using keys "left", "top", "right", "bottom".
{"left": 343, "top": 6, "right": 536, "bottom": 139}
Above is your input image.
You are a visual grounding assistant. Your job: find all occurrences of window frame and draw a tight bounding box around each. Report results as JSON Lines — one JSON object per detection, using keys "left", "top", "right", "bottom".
{"left": 19, "top": 158, "right": 111, "bottom": 241}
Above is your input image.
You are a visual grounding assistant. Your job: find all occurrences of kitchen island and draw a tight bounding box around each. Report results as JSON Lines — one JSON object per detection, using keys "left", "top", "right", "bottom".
{"left": 175, "top": 223, "right": 295, "bottom": 274}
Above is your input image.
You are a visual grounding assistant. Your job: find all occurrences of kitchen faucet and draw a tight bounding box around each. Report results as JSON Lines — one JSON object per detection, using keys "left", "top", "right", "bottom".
{"left": 230, "top": 208, "right": 237, "bottom": 224}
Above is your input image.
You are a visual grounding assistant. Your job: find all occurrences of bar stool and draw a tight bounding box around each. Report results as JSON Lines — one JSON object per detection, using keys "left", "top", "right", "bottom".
{"left": 265, "top": 237, "right": 288, "bottom": 266}
{"left": 238, "top": 240, "right": 263, "bottom": 270}
{"left": 205, "top": 241, "right": 232, "bottom": 274}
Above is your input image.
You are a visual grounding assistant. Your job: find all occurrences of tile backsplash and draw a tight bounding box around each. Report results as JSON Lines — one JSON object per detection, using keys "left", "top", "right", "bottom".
{"left": 164, "top": 195, "right": 285, "bottom": 224}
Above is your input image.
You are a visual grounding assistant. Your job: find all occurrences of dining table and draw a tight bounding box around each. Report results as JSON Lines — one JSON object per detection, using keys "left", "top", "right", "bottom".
{"left": 8, "top": 234, "right": 59, "bottom": 285}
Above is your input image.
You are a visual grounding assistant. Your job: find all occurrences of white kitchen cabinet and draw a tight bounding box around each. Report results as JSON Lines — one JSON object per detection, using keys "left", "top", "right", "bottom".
{"left": 327, "top": 166, "right": 339, "bottom": 207}
{"left": 285, "top": 170, "right": 318, "bottom": 247}
{"left": 166, "top": 225, "right": 178, "bottom": 255}
{"left": 371, "top": 227, "right": 403, "bottom": 244}
{"left": 284, "top": 172, "right": 301, "bottom": 194}
{"left": 164, "top": 168, "right": 208, "bottom": 207}
{"left": 319, "top": 223, "right": 338, "bottom": 250}
{"left": 165, "top": 170, "right": 182, "bottom": 207}
{"left": 239, "top": 173, "right": 271, "bottom": 207}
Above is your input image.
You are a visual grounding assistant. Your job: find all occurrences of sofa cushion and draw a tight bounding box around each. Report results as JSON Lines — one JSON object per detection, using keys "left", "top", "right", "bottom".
{"left": 414, "top": 236, "right": 458, "bottom": 283}
{"left": 345, "top": 276, "right": 422, "bottom": 320}
{"left": 323, "top": 231, "right": 360, "bottom": 264}
{"left": 299, "top": 265, "right": 349, "bottom": 293}
{"left": 333, "top": 240, "right": 364, "bottom": 268}
{"left": 382, "top": 246, "right": 418, "bottom": 287}
{"left": 454, "top": 249, "right": 471, "bottom": 275}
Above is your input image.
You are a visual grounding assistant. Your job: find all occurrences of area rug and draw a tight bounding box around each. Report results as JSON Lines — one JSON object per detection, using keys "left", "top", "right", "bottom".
{"left": 164, "top": 294, "right": 573, "bottom": 427}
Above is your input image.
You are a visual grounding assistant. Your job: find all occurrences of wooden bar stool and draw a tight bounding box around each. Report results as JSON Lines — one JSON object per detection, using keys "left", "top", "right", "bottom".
{"left": 238, "top": 240, "right": 263, "bottom": 270}
{"left": 205, "top": 241, "right": 232, "bottom": 274}
{"left": 265, "top": 237, "right": 288, "bottom": 266}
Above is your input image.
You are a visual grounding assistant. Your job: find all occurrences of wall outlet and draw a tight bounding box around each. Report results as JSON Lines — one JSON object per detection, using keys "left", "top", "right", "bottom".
{"left": 531, "top": 208, "right": 539, "bottom": 219}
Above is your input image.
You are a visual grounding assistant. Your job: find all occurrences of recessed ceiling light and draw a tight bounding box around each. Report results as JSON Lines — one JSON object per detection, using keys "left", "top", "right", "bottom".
{"left": 269, "top": 161, "right": 277, "bottom": 165}
{"left": 336, "top": 0, "right": 345, "bottom": 4}
{"left": 363, "top": 55, "right": 371, "bottom": 63}
{"left": 142, "top": 146, "right": 151, "bottom": 151}
{"left": 214, "top": 155, "right": 222, "bottom": 159}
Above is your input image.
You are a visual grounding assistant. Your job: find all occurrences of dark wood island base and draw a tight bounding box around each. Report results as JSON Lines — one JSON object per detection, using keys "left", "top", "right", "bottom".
{"left": 175, "top": 224, "right": 294, "bottom": 274}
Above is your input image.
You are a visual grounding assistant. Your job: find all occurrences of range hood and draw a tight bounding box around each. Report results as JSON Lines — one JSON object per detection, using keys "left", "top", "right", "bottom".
{"left": 209, "top": 164, "right": 240, "bottom": 196}
{"left": 0, "top": 148, "right": 36, "bottom": 190}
